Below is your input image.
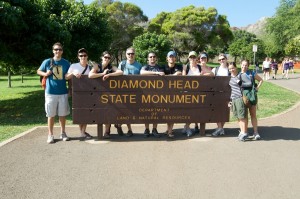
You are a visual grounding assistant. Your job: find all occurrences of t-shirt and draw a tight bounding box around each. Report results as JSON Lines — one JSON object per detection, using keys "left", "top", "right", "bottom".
{"left": 240, "top": 71, "right": 256, "bottom": 89}
{"left": 162, "top": 64, "right": 183, "bottom": 75}
{"left": 187, "top": 65, "right": 201, "bottom": 76}
{"left": 68, "top": 62, "right": 90, "bottom": 75}
{"left": 39, "top": 58, "right": 70, "bottom": 95}
{"left": 263, "top": 61, "right": 271, "bottom": 69}
{"left": 229, "top": 74, "right": 243, "bottom": 100}
{"left": 118, "top": 60, "right": 142, "bottom": 75}
{"left": 212, "top": 66, "right": 230, "bottom": 76}
{"left": 141, "top": 64, "right": 163, "bottom": 72}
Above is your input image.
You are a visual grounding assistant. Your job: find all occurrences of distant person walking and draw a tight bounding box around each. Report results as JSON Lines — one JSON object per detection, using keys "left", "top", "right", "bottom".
{"left": 37, "top": 42, "right": 71, "bottom": 144}
{"left": 271, "top": 59, "right": 278, "bottom": 79}
{"left": 262, "top": 57, "right": 271, "bottom": 80}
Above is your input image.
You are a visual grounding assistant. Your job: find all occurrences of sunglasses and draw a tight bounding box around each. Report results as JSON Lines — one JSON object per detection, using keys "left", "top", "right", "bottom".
{"left": 219, "top": 58, "right": 226, "bottom": 61}
{"left": 127, "top": 53, "right": 135, "bottom": 55}
{"left": 79, "top": 54, "right": 87, "bottom": 57}
{"left": 149, "top": 56, "right": 156, "bottom": 58}
{"left": 104, "top": 56, "right": 111, "bottom": 59}
{"left": 53, "top": 48, "right": 63, "bottom": 51}
{"left": 189, "top": 56, "right": 197, "bottom": 59}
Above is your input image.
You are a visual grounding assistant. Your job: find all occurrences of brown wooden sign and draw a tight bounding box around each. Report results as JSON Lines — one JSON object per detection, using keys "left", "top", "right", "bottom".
{"left": 72, "top": 76, "right": 231, "bottom": 138}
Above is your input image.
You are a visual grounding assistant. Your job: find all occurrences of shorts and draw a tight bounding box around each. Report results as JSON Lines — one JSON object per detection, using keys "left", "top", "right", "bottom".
{"left": 263, "top": 68, "right": 270, "bottom": 72}
{"left": 231, "top": 97, "right": 248, "bottom": 119}
{"left": 45, "top": 94, "right": 70, "bottom": 117}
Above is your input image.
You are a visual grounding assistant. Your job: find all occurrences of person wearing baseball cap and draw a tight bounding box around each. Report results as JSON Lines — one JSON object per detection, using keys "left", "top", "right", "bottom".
{"left": 162, "top": 51, "right": 182, "bottom": 137}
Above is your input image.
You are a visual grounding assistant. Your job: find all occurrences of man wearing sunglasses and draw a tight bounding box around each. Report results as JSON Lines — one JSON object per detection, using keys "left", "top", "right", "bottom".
{"left": 115, "top": 47, "right": 142, "bottom": 137}
{"left": 65, "top": 48, "right": 93, "bottom": 140}
{"left": 37, "top": 42, "right": 71, "bottom": 144}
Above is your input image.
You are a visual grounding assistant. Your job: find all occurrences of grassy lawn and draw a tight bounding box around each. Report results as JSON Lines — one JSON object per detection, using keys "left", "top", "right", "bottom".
{"left": 0, "top": 74, "right": 300, "bottom": 142}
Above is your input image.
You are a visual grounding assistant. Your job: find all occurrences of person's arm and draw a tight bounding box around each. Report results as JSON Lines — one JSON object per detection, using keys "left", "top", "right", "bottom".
{"left": 254, "top": 73, "right": 263, "bottom": 91}
{"left": 182, "top": 65, "right": 187, "bottom": 76}
{"left": 37, "top": 60, "right": 52, "bottom": 77}
{"left": 102, "top": 67, "right": 123, "bottom": 81}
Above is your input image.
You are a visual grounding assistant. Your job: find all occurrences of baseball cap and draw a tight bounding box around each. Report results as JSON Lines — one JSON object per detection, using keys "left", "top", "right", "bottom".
{"left": 188, "top": 51, "right": 197, "bottom": 58}
{"left": 167, "top": 51, "right": 176, "bottom": 57}
{"left": 200, "top": 53, "right": 207, "bottom": 59}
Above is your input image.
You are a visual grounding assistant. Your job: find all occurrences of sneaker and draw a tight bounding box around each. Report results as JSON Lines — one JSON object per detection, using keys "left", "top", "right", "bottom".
{"left": 152, "top": 128, "right": 161, "bottom": 138}
{"left": 144, "top": 129, "right": 150, "bottom": 137}
{"left": 212, "top": 128, "right": 225, "bottom": 137}
{"left": 194, "top": 125, "right": 200, "bottom": 134}
{"left": 126, "top": 130, "right": 133, "bottom": 137}
{"left": 60, "top": 132, "right": 70, "bottom": 141}
{"left": 114, "top": 124, "right": 124, "bottom": 136}
{"left": 238, "top": 133, "right": 248, "bottom": 142}
{"left": 253, "top": 133, "right": 261, "bottom": 140}
{"left": 103, "top": 132, "right": 110, "bottom": 139}
{"left": 182, "top": 125, "right": 187, "bottom": 134}
{"left": 186, "top": 128, "right": 193, "bottom": 137}
{"left": 47, "top": 135, "right": 54, "bottom": 144}
{"left": 81, "top": 132, "right": 92, "bottom": 140}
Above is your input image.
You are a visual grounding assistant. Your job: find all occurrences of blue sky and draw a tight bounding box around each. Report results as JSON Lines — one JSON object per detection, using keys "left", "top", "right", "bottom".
{"left": 83, "top": 0, "right": 279, "bottom": 27}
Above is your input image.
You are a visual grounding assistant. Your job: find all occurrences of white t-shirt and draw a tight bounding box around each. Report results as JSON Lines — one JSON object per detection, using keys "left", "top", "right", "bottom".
{"left": 187, "top": 66, "right": 201, "bottom": 76}
{"left": 262, "top": 61, "right": 270, "bottom": 69}
{"left": 212, "top": 66, "right": 229, "bottom": 76}
{"left": 68, "top": 62, "right": 90, "bottom": 75}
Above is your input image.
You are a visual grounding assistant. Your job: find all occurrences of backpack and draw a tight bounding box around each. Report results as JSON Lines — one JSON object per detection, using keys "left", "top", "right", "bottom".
{"left": 40, "top": 58, "right": 54, "bottom": 89}
{"left": 215, "top": 66, "right": 230, "bottom": 76}
{"left": 239, "top": 72, "right": 257, "bottom": 107}
{"left": 120, "top": 60, "right": 127, "bottom": 71}
{"left": 186, "top": 63, "right": 201, "bottom": 74}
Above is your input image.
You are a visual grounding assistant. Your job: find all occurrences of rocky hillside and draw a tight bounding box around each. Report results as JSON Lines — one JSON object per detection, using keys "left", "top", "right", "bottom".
{"left": 232, "top": 17, "right": 269, "bottom": 37}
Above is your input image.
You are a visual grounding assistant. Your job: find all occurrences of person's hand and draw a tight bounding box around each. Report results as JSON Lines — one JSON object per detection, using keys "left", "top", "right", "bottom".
{"left": 103, "top": 74, "right": 110, "bottom": 81}
{"left": 228, "top": 102, "right": 232, "bottom": 108}
{"left": 156, "top": 72, "right": 165, "bottom": 76}
{"left": 73, "top": 72, "right": 82, "bottom": 78}
{"left": 46, "top": 70, "right": 52, "bottom": 76}
{"left": 103, "top": 69, "right": 109, "bottom": 74}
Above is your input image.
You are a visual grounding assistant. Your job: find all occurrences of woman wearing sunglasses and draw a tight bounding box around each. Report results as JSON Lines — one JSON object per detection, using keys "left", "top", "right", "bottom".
{"left": 88, "top": 51, "right": 123, "bottom": 139}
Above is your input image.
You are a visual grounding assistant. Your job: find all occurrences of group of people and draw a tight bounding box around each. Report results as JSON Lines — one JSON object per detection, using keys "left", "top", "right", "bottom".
{"left": 262, "top": 57, "right": 294, "bottom": 80}
{"left": 37, "top": 42, "right": 263, "bottom": 144}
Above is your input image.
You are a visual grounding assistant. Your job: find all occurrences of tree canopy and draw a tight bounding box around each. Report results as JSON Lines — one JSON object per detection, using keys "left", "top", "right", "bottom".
{"left": 148, "top": 5, "right": 233, "bottom": 56}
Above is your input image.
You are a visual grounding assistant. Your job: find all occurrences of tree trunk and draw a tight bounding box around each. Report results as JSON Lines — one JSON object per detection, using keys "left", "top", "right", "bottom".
{"left": 21, "top": 73, "right": 24, "bottom": 83}
{"left": 8, "top": 71, "right": 11, "bottom": 88}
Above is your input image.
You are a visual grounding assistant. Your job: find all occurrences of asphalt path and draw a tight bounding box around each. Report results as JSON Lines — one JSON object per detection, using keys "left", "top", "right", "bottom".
{"left": 0, "top": 73, "right": 300, "bottom": 199}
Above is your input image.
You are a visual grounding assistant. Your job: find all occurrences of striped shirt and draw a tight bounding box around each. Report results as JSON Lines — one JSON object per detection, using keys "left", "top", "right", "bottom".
{"left": 229, "top": 75, "right": 243, "bottom": 100}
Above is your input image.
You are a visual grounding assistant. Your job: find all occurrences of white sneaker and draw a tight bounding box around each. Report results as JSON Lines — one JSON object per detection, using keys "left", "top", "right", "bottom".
{"left": 254, "top": 133, "right": 261, "bottom": 140}
{"left": 60, "top": 132, "right": 70, "bottom": 141}
{"left": 186, "top": 128, "right": 193, "bottom": 137}
{"left": 47, "top": 135, "right": 54, "bottom": 144}
{"left": 238, "top": 133, "right": 248, "bottom": 142}
{"left": 212, "top": 128, "right": 225, "bottom": 136}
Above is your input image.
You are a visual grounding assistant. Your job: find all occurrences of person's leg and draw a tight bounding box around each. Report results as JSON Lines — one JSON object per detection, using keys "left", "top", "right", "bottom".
{"left": 152, "top": 123, "right": 160, "bottom": 138}
{"left": 185, "top": 123, "right": 193, "bottom": 137}
{"left": 200, "top": 123, "right": 206, "bottom": 135}
{"left": 144, "top": 124, "right": 150, "bottom": 137}
{"left": 167, "top": 123, "right": 174, "bottom": 137}
{"left": 48, "top": 117, "right": 55, "bottom": 135}
{"left": 126, "top": 124, "right": 133, "bottom": 137}
{"left": 249, "top": 105, "right": 258, "bottom": 134}
{"left": 59, "top": 116, "right": 66, "bottom": 133}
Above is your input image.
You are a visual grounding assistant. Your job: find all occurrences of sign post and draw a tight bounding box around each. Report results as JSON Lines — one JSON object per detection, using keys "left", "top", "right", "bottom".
{"left": 253, "top": 45, "right": 258, "bottom": 66}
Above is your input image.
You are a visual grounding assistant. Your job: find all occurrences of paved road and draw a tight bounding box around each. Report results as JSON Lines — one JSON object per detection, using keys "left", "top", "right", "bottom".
{"left": 0, "top": 74, "right": 299, "bottom": 199}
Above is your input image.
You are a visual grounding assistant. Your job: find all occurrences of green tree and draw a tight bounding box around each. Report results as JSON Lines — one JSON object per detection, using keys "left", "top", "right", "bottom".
{"left": 132, "top": 32, "right": 171, "bottom": 64}
{"left": 105, "top": 1, "right": 148, "bottom": 62}
{"left": 265, "top": 0, "right": 299, "bottom": 57}
{"left": 228, "top": 30, "right": 265, "bottom": 63}
{"left": 284, "top": 35, "right": 300, "bottom": 56}
{"left": 148, "top": 5, "right": 233, "bottom": 57}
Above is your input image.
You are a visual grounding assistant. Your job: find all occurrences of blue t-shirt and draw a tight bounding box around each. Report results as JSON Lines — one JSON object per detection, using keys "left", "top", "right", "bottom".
{"left": 118, "top": 60, "right": 142, "bottom": 75}
{"left": 39, "top": 58, "right": 70, "bottom": 95}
